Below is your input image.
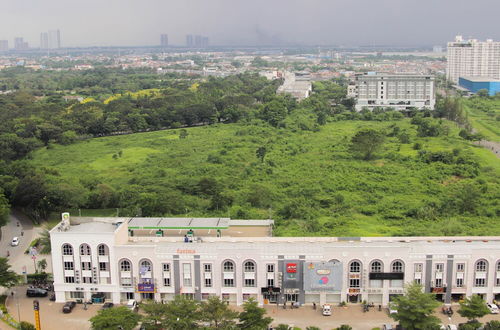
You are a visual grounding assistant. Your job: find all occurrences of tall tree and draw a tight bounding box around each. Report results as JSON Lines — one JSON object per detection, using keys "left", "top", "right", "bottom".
{"left": 38, "top": 228, "right": 52, "bottom": 254}
{"left": 458, "top": 295, "right": 490, "bottom": 323}
{"left": 0, "top": 257, "right": 21, "bottom": 288}
{"left": 389, "top": 282, "right": 441, "bottom": 330}
{"left": 0, "top": 190, "right": 9, "bottom": 227}
{"left": 199, "top": 296, "right": 238, "bottom": 329}
{"left": 238, "top": 298, "right": 272, "bottom": 330}
{"left": 89, "top": 306, "right": 141, "bottom": 330}
{"left": 349, "top": 128, "right": 385, "bottom": 160}
{"left": 141, "top": 300, "right": 167, "bottom": 329}
{"left": 163, "top": 295, "right": 200, "bottom": 330}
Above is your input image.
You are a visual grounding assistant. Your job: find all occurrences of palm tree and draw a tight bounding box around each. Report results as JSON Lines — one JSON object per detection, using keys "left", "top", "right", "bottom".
{"left": 38, "top": 228, "right": 51, "bottom": 254}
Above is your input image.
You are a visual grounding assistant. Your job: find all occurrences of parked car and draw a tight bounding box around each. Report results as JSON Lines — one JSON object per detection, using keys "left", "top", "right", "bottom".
{"left": 322, "top": 304, "right": 332, "bottom": 316}
{"left": 11, "top": 237, "right": 19, "bottom": 246}
{"left": 383, "top": 324, "right": 393, "bottom": 330}
{"left": 101, "top": 302, "right": 114, "bottom": 310}
{"left": 62, "top": 301, "right": 76, "bottom": 313}
{"left": 487, "top": 302, "right": 499, "bottom": 314}
{"left": 26, "top": 288, "right": 48, "bottom": 297}
{"left": 126, "top": 299, "right": 137, "bottom": 311}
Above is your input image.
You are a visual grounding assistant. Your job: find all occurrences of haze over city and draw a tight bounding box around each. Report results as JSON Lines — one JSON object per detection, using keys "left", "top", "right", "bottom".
{"left": 2, "top": 0, "right": 500, "bottom": 47}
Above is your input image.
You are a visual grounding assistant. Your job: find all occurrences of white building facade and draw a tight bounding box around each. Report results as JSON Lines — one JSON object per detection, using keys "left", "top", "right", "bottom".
{"left": 447, "top": 35, "right": 500, "bottom": 84}
{"left": 348, "top": 73, "right": 435, "bottom": 112}
{"left": 50, "top": 216, "right": 500, "bottom": 307}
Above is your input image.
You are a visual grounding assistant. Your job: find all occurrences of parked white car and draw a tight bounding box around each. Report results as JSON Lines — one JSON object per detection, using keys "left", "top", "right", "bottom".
{"left": 126, "top": 299, "right": 137, "bottom": 311}
{"left": 487, "top": 302, "right": 499, "bottom": 314}
{"left": 322, "top": 304, "right": 332, "bottom": 316}
{"left": 11, "top": 237, "right": 19, "bottom": 246}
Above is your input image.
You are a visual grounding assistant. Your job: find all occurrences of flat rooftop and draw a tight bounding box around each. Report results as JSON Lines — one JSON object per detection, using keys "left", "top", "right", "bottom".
{"left": 459, "top": 76, "right": 500, "bottom": 82}
{"left": 128, "top": 217, "right": 230, "bottom": 229}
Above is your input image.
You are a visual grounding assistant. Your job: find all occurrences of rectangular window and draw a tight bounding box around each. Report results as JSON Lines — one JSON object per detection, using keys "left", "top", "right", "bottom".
{"left": 267, "top": 278, "right": 274, "bottom": 287}
{"left": 267, "top": 264, "right": 274, "bottom": 273}
{"left": 69, "top": 292, "right": 84, "bottom": 299}
{"left": 436, "top": 263, "right": 444, "bottom": 272}
{"left": 65, "top": 276, "right": 75, "bottom": 283}
{"left": 244, "top": 279, "right": 255, "bottom": 287}
{"left": 435, "top": 278, "right": 443, "bottom": 288}
{"left": 81, "top": 262, "right": 91, "bottom": 271}
{"left": 224, "top": 278, "right": 234, "bottom": 287}
{"left": 475, "top": 278, "right": 486, "bottom": 287}
{"left": 456, "top": 278, "right": 463, "bottom": 287}
{"left": 163, "top": 277, "right": 171, "bottom": 287}
{"left": 414, "top": 263, "right": 423, "bottom": 273}
{"left": 496, "top": 277, "right": 500, "bottom": 286}
{"left": 349, "top": 279, "right": 360, "bottom": 288}
{"left": 83, "top": 277, "right": 93, "bottom": 284}
{"left": 64, "top": 261, "right": 74, "bottom": 270}
{"left": 162, "top": 263, "right": 170, "bottom": 272}
{"left": 183, "top": 263, "right": 192, "bottom": 287}
{"left": 204, "top": 264, "right": 212, "bottom": 272}
{"left": 99, "top": 262, "right": 108, "bottom": 271}
{"left": 457, "top": 263, "right": 465, "bottom": 272}
{"left": 205, "top": 278, "right": 212, "bottom": 287}
{"left": 121, "top": 277, "right": 132, "bottom": 287}
{"left": 414, "top": 278, "right": 421, "bottom": 285}
{"left": 243, "top": 294, "right": 251, "bottom": 301}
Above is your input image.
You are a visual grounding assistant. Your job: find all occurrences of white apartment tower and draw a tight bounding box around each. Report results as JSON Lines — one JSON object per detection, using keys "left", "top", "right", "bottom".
{"left": 447, "top": 35, "right": 500, "bottom": 84}
{"left": 348, "top": 73, "right": 435, "bottom": 111}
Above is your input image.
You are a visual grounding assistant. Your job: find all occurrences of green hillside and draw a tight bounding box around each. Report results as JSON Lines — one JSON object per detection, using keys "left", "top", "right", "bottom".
{"left": 29, "top": 117, "right": 500, "bottom": 237}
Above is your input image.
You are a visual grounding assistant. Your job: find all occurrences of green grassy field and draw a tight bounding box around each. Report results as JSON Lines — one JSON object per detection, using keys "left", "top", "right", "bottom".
{"left": 30, "top": 119, "right": 500, "bottom": 236}
{"left": 464, "top": 97, "right": 500, "bottom": 142}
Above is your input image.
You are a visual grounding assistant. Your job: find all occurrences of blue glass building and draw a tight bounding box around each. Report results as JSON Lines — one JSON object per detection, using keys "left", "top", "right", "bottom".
{"left": 459, "top": 77, "right": 500, "bottom": 96}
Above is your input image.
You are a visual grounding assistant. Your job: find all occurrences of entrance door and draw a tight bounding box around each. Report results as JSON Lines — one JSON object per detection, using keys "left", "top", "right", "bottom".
{"left": 285, "top": 294, "right": 298, "bottom": 303}
{"left": 141, "top": 293, "right": 154, "bottom": 300}
{"left": 125, "top": 292, "right": 134, "bottom": 300}
{"left": 264, "top": 293, "right": 278, "bottom": 303}
{"left": 348, "top": 294, "right": 359, "bottom": 303}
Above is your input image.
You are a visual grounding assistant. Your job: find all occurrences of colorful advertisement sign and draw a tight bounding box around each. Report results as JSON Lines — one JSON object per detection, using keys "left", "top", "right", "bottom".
{"left": 303, "top": 262, "right": 343, "bottom": 292}
{"left": 137, "top": 283, "right": 155, "bottom": 293}
{"left": 286, "top": 263, "right": 297, "bottom": 273}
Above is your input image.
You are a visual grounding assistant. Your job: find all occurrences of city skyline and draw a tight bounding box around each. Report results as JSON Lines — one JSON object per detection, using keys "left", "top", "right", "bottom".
{"left": 1, "top": 0, "right": 500, "bottom": 48}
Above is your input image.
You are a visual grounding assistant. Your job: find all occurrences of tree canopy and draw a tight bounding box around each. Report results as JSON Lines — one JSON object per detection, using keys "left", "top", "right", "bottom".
{"left": 458, "top": 295, "right": 490, "bottom": 322}
{"left": 389, "top": 282, "right": 441, "bottom": 330}
{"left": 89, "top": 306, "right": 141, "bottom": 330}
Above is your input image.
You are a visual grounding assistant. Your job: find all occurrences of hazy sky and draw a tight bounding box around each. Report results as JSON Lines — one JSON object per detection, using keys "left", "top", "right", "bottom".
{"left": 1, "top": 0, "right": 500, "bottom": 47}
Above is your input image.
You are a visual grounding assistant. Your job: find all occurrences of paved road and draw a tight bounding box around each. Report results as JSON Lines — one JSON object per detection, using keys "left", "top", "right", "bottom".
{"left": 0, "top": 210, "right": 49, "bottom": 277}
{"left": 475, "top": 140, "right": 500, "bottom": 158}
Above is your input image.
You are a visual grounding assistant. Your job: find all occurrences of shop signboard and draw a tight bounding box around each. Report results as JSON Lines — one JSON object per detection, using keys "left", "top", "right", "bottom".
{"left": 286, "top": 263, "right": 297, "bottom": 273}
{"left": 137, "top": 283, "right": 155, "bottom": 293}
{"left": 303, "top": 262, "right": 343, "bottom": 292}
{"left": 369, "top": 272, "right": 404, "bottom": 280}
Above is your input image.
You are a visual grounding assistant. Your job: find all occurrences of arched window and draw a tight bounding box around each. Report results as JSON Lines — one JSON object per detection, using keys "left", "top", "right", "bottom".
{"left": 62, "top": 244, "right": 73, "bottom": 255}
{"left": 391, "top": 261, "right": 404, "bottom": 273}
{"left": 349, "top": 261, "right": 361, "bottom": 273}
{"left": 120, "top": 260, "right": 131, "bottom": 272}
{"left": 98, "top": 244, "right": 109, "bottom": 256}
{"left": 370, "top": 260, "right": 383, "bottom": 273}
{"left": 79, "top": 244, "right": 91, "bottom": 255}
{"left": 140, "top": 260, "right": 152, "bottom": 272}
{"left": 475, "top": 260, "right": 487, "bottom": 272}
{"left": 223, "top": 260, "right": 235, "bottom": 272}
{"left": 244, "top": 261, "right": 255, "bottom": 272}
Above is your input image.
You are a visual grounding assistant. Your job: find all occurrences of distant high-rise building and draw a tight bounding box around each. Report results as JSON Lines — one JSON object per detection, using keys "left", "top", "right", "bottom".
{"left": 192, "top": 35, "right": 209, "bottom": 48}
{"left": 0, "top": 40, "right": 8, "bottom": 51}
{"left": 40, "top": 32, "right": 49, "bottom": 49}
{"left": 48, "top": 29, "right": 61, "bottom": 49}
{"left": 14, "top": 37, "right": 28, "bottom": 50}
{"left": 447, "top": 35, "right": 500, "bottom": 83}
{"left": 160, "top": 34, "right": 168, "bottom": 47}
{"left": 186, "top": 34, "right": 194, "bottom": 47}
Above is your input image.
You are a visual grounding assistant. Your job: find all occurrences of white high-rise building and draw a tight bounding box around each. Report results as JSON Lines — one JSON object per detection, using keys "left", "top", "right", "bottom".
{"left": 348, "top": 72, "right": 435, "bottom": 111}
{"left": 447, "top": 35, "right": 500, "bottom": 84}
{"left": 48, "top": 29, "right": 61, "bottom": 49}
{"left": 40, "top": 32, "right": 49, "bottom": 49}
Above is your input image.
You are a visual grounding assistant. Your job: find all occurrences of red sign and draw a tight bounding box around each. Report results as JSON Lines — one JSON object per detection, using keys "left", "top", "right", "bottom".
{"left": 286, "top": 263, "right": 297, "bottom": 273}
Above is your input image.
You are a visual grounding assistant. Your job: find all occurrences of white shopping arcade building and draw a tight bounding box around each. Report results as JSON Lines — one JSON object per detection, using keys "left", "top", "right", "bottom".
{"left": 50, "top": 214, "right": 500, "bottom": 306}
